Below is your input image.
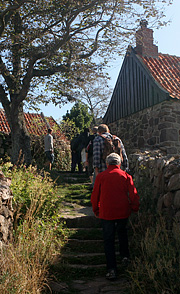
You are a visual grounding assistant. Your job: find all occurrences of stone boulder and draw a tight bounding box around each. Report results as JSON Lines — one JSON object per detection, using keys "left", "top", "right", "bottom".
{"left": 0, "top": 171, "right": 13, "bottom": 246}
{"left": 168, "top": 173, "right": 180, "bottom": 192}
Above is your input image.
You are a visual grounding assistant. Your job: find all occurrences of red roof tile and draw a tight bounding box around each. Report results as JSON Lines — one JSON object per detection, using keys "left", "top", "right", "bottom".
{"left": 142, "top": 53, "right": 180, "bottom": 99}
{"left": 0, "top": 109, "right": 65, "bottom": 139}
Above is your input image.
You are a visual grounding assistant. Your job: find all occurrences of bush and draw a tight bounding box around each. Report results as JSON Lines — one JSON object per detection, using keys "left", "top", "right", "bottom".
{"left": 0, "top": 163, "right": 67, "bottom": 293}
{"left": 31, "top": 134, "right": 71, "bottom": 171}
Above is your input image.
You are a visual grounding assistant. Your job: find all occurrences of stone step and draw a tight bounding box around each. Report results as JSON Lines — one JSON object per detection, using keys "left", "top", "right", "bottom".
{"left": 63, "top": 216, "right": 101, "bottom": 228}
{"left": 68, "top": 228, "right": 103, "bottom": 240}
{"left": 62, "top": 239, "right": 105, "bottom": 254}
{"left": 62, "top": 252, "right": 105, "bottom": 258}
{"left": 61, "top": 253, "right": 106, "bottom": 266}
{"left": 63, "top": 264, "right": 106, "bottom": 269}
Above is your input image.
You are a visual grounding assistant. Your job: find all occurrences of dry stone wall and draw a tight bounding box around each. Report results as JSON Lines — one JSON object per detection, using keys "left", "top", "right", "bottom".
{"left": 0, "top": 133, "right": 12, "bottom": 160}
{"left": 109, "top": 99, "right": 180, "bottom": 156}
{"left": 129, "top": 150, "right": 180, "bottom": 223}
{"left": 0, "top": 171, "right": 13, "bottom": 246}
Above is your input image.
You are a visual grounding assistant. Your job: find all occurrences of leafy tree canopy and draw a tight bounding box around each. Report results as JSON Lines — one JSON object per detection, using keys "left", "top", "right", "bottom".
{"left": 62, "top": 102, "right": 93, "bottom": 133}
{"left": 0, "top": 0, "right": 171, "bottom": 111}
{"left": 59, "top": 118, "right": 80, "bottom": 141}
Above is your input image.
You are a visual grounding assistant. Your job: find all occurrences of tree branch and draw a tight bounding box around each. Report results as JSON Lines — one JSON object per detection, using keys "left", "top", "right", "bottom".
{"left": 18, "top": 58, "right": 36, "bottom": 103}
{"left": 0, "top": 0, "right": 30, "bottom": 36}
{"left": 0, "top": 84, "right": 10, "bottom": 114}
{"left": 32, "top": 64, "right": 69, "bottom": 77}
{"left": 0, "top": 57, "right": 13, "bottom": 88}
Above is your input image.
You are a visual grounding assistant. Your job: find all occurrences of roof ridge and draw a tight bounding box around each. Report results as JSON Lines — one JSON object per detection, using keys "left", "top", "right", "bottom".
{"left": 158, "top": 52, "right": 180, "bottom": 58}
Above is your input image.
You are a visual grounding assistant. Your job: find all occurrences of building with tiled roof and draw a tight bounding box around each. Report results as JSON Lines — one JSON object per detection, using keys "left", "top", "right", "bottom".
{"left": 142, "top": 54, "right": 180, "bottom": 100}
{"left": 104, "top": 20, "right": 180, "bottom": 156}
{"left": 0, "top": 109, "right": 70, "bottom": 168}
{"left": 0, "top": 109, "right": 66, "bottom": 139}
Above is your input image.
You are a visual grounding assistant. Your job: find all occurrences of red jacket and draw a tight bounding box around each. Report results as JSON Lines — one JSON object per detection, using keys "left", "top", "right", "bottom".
{"left": 91, "top": 165, "right": 140, "bottom": 220}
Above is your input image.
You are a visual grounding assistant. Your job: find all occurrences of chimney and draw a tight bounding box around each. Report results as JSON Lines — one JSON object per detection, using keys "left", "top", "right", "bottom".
{"left": 135, "top": 20, "right": 158, "bottom": 58}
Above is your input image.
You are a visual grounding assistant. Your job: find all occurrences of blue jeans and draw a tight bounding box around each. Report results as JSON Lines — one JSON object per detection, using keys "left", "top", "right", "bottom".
{"left": 101, "top": 218, "right": 129, "bottom": 270}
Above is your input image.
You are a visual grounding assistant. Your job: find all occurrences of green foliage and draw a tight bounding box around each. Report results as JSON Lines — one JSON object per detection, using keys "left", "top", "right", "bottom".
{"left": 62, "top": 102, "right": 93, "bottom": 133}
{"left": 59, "top": 118, "right": 80, "bottom": 140}
{"left": 1, "top": 163, "right": 62, "bottom": 226}
{"left": 53, "top": 148, "right": 71, "bottom": 171}
{"left": 0, "top": 163, "right": 69, "bottom": 294}
{"left": 2, "top": 162, "right": 180, "bottom": 293}
{"left": 31, "top": 134, "right": 71, "bottom": 171}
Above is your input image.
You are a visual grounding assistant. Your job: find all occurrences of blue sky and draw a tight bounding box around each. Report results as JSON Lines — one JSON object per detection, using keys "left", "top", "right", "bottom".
{"left": 38, "top": 0, "right": 180, "bottom": 121}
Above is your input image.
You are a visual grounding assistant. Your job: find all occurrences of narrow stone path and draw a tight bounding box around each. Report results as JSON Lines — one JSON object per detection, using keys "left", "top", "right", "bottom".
{"left": 48, "top": 172, "right": 130, "bottom": 294}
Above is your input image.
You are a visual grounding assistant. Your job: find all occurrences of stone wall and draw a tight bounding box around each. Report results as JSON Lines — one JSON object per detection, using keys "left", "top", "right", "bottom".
{"left": 109, "top": 99, "right": 180, "bottom": 156}
{"left": 129, "top": 150, "right": 180, "bottom": 223}
{"left": 0, "top": 133, "right": 12, "bottom": 161}
{"left": 0, "top": 171, "right": 13, "bottom": 246}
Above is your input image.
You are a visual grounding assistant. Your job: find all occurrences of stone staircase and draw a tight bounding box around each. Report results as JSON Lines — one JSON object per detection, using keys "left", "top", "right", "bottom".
{"left": 61, "top": 215, "right": 105, "bottom": 272}
{"left": 48, "top": 172, "right": 130, "bottom": 293}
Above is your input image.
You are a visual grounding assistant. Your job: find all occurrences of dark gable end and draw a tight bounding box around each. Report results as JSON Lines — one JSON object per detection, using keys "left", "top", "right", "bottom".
{"left": 104, "top": 20, "right": 180, "bottom": 126}
{"left": 104, "top": 46, "right": 170, "bottom": 125}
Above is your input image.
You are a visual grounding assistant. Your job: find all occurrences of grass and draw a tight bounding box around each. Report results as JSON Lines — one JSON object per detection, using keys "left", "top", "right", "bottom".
{"left": 56, "top": 183, "right": 92, "bottom": 206}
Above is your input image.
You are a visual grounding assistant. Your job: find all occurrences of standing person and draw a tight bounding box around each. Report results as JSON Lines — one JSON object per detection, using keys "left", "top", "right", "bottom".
{"left": 44, "top": 128, "right": 54, "bottom": 171}
{"left": 93, "top": 124, "right": 129, "bottom": 178}
{"left": 70, "top": 133, "right": 82, "bottom": 173}
{"left": 80, "top": 128, "right": 90, "bottom": 172}
{"left": 85, "top": 126, "right": 98, "bottom": 184}
{"left": 91, "top": 153, "right": 140, "bottom": 280}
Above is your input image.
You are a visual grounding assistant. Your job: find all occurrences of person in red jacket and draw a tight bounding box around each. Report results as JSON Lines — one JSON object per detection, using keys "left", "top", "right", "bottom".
{"left": 91, "top": 152, "right": 140, "bottom": 280}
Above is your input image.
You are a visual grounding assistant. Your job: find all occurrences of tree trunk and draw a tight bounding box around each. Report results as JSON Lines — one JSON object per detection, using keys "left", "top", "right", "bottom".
{"left": 7, "top": 103, "right": 32, "bottom": 166}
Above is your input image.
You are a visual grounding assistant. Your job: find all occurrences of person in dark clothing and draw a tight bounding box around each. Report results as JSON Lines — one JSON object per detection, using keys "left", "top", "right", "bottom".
{"left": 85, "top": 126, "right": 98, "bottom": 183}
{"left": 71, "top": 128, "right": 90, "bottom": 173}
{"left": 79, "top": 128, "right": 90, "bottom": 172}
{"left": 70, "top": 134, "right": 82, "bottom": 173}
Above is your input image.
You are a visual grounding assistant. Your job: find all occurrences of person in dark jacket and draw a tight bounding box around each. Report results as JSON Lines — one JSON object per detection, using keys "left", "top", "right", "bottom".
{"left": 70, "top": 133, "right": 82, "bottom": 173}
{"left": 85, "top": 126, "right": 98, "bottom": 184}
{"left": 91, "top": 153, "right": 140, "bottom": 280}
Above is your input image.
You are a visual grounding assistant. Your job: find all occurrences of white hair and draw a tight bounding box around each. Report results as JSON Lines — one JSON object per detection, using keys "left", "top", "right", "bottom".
{"left": 106, "top": 153, "right": 121, "bottom": 165}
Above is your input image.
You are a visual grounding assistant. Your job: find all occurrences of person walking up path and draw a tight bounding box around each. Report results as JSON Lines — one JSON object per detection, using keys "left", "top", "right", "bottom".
{"left": 91, "top": 153, "right": 140, "bottom": 280}
{"left": 93, "top": 124, "right": 129, "bottom": 184}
